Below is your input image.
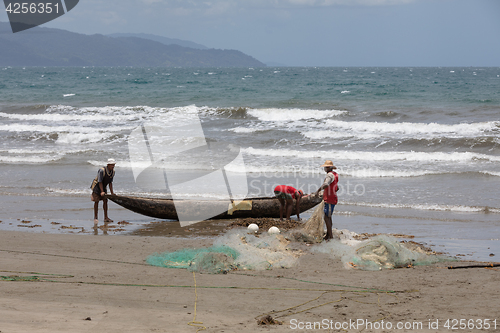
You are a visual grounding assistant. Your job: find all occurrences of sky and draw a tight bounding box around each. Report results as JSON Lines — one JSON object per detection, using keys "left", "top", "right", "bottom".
{"left": 2, "top": 0, "right": 500, "bottom": 66}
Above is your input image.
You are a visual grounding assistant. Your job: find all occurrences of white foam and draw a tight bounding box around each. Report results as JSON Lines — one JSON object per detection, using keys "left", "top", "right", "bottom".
{"left": 44, "top": 104, "right": 200, "bottom": 120}
{"left": 0, "top": 111, "right": 140, "bottom": 122}
{"left": 45, "top": 188, "right": 90, "bottom": 195}
{"left": 229, "top": 127, "right": 261, "bottom": 133}
{"left": 43, "top": 188, "right": 177, "bottom": 199}
{"left": 229, "top": 164, "right": 440, "bottom": 178}
{"left": 480, "top": 171, "right": 500, "bottom": 177}
{"left": 345, "top": 201, "right": 491, "bottom": 213}
{"left": 343, "top": 169, "right": 441, "bottom": 178}
{"left": 87, "top": 160, "right": 223, "bottom": 172}
{"left": 56, "top": 133, "right": 111, "bottom": 145}
{"left": 242, "top": 147, "right": 500, "bottom": 163}
{"left": 0, "top": 154, "right": 63, "bottom": 164}
{"left": 0, "top": 123, "right": 134, "bottom": 134}
{"left": 322, "top": 119, "right": 499, "bottom": 139}
{"left": 225, "top": 164, "right": 319, "bottom": 175}
{"left": 1, "top": 148, "right": 93, "bottom": 155}
{"left": 248, "top": 108, "right": 347, "bottom": 122}
{"left": 303, "top": 130, "right": 378, "bottom": 140}
{"left": 87, "top": 160, "right": 132, "bottom": 168}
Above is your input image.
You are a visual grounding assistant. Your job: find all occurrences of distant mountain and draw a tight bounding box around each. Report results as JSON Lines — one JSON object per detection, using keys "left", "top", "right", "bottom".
{"left": 108, "top": 33, "right": 208, "bottom": 50}
{"left": 0, "top": 22, "right": 265, "bottom": 67}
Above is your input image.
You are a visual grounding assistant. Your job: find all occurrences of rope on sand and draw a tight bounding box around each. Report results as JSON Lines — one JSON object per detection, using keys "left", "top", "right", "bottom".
{"left": 0, "top": 248, "right": 151, "bottom": 266}
{"left": 0, "top": 272, "right": 407, "bottom": 292}
{"left": 1, "top": 270, "right": 418, "bottom": 333}
{"left": 1, "top": 248, "right": 421, "bottom": 332}
{"left": 232, "top": 272, "right": 408, "bottom": 293}
{"left": 448, "top": 263, "right": 500, "bottom": 269}
{"left": 255, "top": 291, "right": 343, "bottom": 320}
{"left": 187, "top": 272, "right": 207, "bottom": 333}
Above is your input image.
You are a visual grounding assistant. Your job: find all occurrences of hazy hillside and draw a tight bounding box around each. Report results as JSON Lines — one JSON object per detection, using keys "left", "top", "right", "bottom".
{"left": 0, "top": 22, "right": 265, "bottom": 67}
{"left": 107, "top": 33, "right": 208, "bottom": 50}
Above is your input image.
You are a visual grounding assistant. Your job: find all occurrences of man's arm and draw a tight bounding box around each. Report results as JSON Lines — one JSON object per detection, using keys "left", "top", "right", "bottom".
{"left": 97, "top": 168, "right": 105, "bottom": 196}
{"left": 109, "top": 182, "right": 114, "bottom": 195}
{"left": 315, "top": 173, "right": 334, "bottom": 195}
{"left": 99, "top": 182, "right": 105, "bottom": 196}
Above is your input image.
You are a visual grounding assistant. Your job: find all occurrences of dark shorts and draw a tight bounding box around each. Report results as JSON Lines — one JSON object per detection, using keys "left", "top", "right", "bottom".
{"left": 91, "top": 192, "right": 107, "bottom": 202}
{"left": 274, "top": 191, "right": 293, "bottom": 200}
{"left": 324, "top": 203, "right": 335, "bottom": 217}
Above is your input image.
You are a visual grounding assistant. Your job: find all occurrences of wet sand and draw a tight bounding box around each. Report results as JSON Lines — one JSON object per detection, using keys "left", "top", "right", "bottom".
{"left": 1, "top": 230, "right": 499, "bottom": 333}
{"left": 1, "top": 194, "right": 497, "bottom": 261}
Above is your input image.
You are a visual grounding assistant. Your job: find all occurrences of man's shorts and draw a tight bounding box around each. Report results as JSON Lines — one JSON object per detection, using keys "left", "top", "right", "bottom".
{"left": 324, "top": 203, "right": 336, "bottom": 217}
{"left": 91, "top": 192, "right": 107, "bottom": 202}
{"left": 274, "top": 191, "right": 293, "bottom": 200}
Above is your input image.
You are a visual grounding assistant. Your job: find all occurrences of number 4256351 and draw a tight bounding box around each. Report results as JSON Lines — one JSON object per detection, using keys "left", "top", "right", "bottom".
{"left": 5, "top": 2, "right": 60, "bottom": 14}
{"left": 444, "top": 319, "right": 497, "bottom": 330}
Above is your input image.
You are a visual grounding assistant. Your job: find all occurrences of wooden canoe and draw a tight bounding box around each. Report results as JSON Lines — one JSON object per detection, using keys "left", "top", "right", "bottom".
{"left": 108, "top": 194, "right": 322, "bottom": 221}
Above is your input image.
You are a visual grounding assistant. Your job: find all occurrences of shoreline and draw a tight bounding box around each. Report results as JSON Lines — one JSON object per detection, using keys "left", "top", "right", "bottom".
{"left": 0, "top": 192, "right": 498, "bottom": 262}
{"left": 1, "top": 229, "right": 499, "bottom": 333}
{"left": 0, "top": 207, "right": 497, "bottom": 263}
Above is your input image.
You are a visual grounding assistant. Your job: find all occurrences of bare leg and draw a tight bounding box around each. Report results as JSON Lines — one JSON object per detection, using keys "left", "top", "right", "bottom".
{"left": 324, "top": 215, "right": 333, "bottom": 240}
{"left": 103, "top": 198, "right": 112, "bottom": 222}
{"left": 103, "top": 198, "right": 108, "bottom": 219}
{"left": 285, "top": 199, "right": 293, "bottom": 220}
{"left": 93, "top": 201, "right": 99, "bottom": 223}
{"left": 278, "top": 197, "right": 285, "bottom": 221}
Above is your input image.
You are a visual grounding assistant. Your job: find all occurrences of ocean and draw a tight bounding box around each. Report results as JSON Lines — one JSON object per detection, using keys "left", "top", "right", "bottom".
{"left": 0, "top": 66, "right": 499, "bottom": 261}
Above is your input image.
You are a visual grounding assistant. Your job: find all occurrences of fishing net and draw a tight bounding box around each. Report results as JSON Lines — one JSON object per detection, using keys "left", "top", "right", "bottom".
{"left": 214, "top": 229, "right": 299, "bottom": 271}
{"left": 188, "top": 252, "right": 237, "bottom": 274}
{"left": 313, "top": 234, "right": 448, "bottom": 271}
{"left": 146, "top": 245, "right": 239, "bottom": 273}
{"left": 289, "top": 200, "right": 325, "bottom": 243}
{"left": 146, "top": 229, "right": 300, "bottom": 274}
{"left": 147, "top": 203, "right": 450, "bottom": 272}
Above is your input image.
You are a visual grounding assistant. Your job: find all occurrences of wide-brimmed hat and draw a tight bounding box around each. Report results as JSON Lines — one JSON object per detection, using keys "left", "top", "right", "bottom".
{"left": 107, "top": 158, "right": 116, "bottom": 165}
{"left": 320, "top": 160, "right": 336, "bottom": 169}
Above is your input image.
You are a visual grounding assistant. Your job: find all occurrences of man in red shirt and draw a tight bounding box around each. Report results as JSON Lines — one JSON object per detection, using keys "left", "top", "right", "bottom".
{"left": 274, "top": 185, "right": 304, "bottom": 221}
{"left": 315, "top": 160, "right": 339, "bottom": 240}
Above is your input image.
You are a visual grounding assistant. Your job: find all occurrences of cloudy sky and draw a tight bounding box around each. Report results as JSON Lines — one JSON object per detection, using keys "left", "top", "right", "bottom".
{"left": 2, "top": 0, "right": 499, "bottom": 66}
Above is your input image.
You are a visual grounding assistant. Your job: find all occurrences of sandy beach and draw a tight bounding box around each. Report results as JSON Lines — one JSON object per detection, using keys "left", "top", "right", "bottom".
{"left": 1, "top": 229, "right": 499, "bottom": 333}
{"left": 2, "top": 66, "right": 499, "bottom": 333}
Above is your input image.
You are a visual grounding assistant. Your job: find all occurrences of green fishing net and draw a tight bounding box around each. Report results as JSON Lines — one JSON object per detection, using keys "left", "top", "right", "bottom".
{"left": 146, "top": 245, "right": 240, "bottom": 273}
{"left": 146, "top": 230, "right": 299, "bottom": 274}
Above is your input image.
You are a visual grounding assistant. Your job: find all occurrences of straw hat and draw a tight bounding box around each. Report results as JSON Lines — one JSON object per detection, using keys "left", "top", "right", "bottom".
{"left": 320, "top": 160, "right": 336, "bottom": 169}
{"left": 107, "top": 158, "right": 116, "bottom": 165}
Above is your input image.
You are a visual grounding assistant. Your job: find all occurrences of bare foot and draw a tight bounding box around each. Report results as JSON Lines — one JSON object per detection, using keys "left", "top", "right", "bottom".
{"left": 104, "top": 218, "right": 113, "bottom": 223}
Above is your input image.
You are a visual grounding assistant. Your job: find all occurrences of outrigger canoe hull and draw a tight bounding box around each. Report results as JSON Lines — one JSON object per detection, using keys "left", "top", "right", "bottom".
{"left": 108, "top": 194, "right": 322, "bottom": 221}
